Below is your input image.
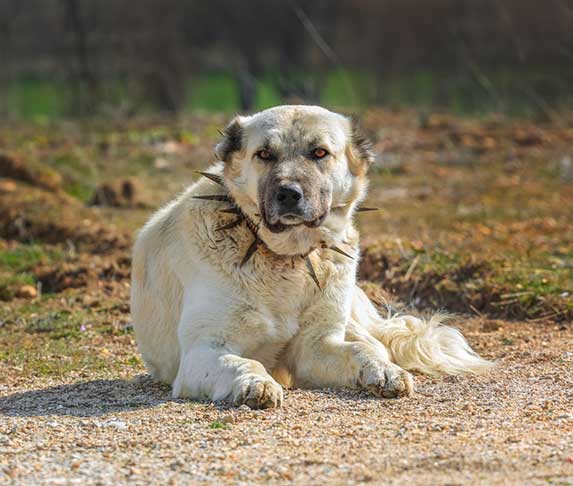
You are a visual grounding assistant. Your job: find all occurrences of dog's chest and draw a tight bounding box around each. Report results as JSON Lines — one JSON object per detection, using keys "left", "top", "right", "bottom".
{"left": 189, "top": 204, "right": 352, "bottom": 357}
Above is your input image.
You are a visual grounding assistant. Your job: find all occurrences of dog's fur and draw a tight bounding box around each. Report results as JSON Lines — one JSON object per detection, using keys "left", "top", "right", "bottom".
{"left": 131, "top": 105, "right": 492, "bottom": 408}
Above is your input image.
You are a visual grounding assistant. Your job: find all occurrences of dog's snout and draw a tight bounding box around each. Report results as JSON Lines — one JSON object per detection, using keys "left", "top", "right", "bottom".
{"left": 276, "top": 183, "right": 303, "bottom": 211}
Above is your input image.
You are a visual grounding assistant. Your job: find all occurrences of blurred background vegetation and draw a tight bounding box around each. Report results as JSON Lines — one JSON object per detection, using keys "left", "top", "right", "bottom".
{"left": 1, "top": 0, "right": 573, "bottom": 120}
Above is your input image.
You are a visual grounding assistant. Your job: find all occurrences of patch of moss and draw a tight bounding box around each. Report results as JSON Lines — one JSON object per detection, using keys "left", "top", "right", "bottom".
{"left": 0, "top": 244, "right": 64, "bottom": 272}
{"left": 209, "top": 420, "right": 230, "bottom": 430}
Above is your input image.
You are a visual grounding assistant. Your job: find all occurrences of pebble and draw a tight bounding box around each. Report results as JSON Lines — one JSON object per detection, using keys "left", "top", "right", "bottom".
{"left": 16, "top": 285, "right": 37, "bottom": 299}
{"left": 221, "top": 414, "right": 235, "bottom": 425}
{"left": 97, "top": 420, "right": 127, "bottom": 430}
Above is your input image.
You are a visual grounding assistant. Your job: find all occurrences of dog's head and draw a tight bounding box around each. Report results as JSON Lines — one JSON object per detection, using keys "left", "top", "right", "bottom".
{"left": 217, "top": 105, "right": 374, "bottom": 255}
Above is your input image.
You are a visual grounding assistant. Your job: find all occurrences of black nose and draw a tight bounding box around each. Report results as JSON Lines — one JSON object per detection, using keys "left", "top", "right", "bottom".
{"left": 276, "top": 183, "right": 304, "bottom": 211}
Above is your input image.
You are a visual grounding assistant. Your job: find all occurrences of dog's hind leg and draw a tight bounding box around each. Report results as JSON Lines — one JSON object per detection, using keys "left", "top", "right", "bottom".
{"left": 351, "top": 286, "right": 494, "bottom": 376}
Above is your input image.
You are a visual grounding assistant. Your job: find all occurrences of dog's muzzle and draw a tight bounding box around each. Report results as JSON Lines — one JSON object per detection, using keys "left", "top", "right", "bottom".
{"left": 276, "top": 183, "right": 304, "bottom": 216}
{"left": 262, "top": 180, "right": 330, "bottom": 233}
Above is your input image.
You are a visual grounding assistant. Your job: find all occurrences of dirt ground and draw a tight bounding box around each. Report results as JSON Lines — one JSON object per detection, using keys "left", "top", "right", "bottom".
{"left": 1, "top": 110, "right": 572, "bottom": 485}
{"left": 1, "top": 319, "right": 572, "bottom": 485}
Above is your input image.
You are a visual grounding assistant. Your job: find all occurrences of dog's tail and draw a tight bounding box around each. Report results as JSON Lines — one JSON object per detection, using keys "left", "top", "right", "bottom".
{"left": 353, "top": 288, "right": 493, "bottom": 376}
{"left": 374, "top": 313, "right": 494, "bottom": 376}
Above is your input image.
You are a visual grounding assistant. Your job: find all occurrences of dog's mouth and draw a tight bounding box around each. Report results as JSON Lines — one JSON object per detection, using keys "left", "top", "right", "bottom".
{"left": 263, "top": 211, "right": 329, "bottom": 234}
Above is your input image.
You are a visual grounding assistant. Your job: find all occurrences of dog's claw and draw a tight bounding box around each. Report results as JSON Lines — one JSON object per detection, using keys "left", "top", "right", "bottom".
{"left": 359, "top": 362, "right": 414, "bottom": 399}
{"left": 234, "top": 376, "right": 283, "bottom": 409}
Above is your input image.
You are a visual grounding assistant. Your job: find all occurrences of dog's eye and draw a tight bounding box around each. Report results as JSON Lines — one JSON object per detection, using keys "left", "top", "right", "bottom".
{"left": 312, "top": 148, "right": 328, "bottom": 159}
{"left": 256, "top": 149, "right": 273, "bottom": 161}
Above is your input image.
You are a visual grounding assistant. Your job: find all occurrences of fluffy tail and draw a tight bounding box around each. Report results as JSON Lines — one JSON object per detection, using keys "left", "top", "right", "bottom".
{"left": 374, "top": 313, "right": 494, "bottom": 376}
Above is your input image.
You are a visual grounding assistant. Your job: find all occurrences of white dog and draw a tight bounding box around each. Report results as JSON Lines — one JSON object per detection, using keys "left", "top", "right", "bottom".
{"left": 131, "top": 105, "right": 492, "bottom": 408}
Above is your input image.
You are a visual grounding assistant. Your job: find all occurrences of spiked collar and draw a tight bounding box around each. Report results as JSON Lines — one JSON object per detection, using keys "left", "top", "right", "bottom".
{"left": 193, "top": 171, "right": 373, "bottom": 290}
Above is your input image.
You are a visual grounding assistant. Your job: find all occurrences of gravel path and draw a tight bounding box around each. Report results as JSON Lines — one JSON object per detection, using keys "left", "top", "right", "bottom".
{"left": 1, "top": 318, "right": 572, "bottom": 485}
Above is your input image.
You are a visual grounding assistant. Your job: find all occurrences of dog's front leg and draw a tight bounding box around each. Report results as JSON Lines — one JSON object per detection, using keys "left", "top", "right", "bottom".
{"left": 171, "top": 284, "right": 283, "bottom": 409}
{"left": 287, "top": 287, "right": 414, "bottom": 398}
{"left": 172, "top": 340, "right": 283, "bottom": 409}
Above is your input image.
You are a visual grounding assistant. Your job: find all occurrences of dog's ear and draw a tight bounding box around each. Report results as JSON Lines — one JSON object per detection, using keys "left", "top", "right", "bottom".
{"left": 215, "top": 117, "right": 243, "bottom": 163}
{"left": 346, "top": 117, "right": 376, "bottom": 175}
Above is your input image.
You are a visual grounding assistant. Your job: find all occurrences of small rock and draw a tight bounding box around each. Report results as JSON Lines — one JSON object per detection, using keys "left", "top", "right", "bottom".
{"left": 98, "top": 420, "right": 127, "bottom": 430}
{"left": 16, "top": 285, "right": 37, "bottom": 299}
{"left": 153, "top": 157, "right": 171, "bottom": 170}
{"left": 0, "top": 180, "right": 17, "bottom": 193}
{"left": 221, "top": 414, "right": 235, "bottom": 425}
{"left": 462, "top": 403, "right": 474, "bottom": 413}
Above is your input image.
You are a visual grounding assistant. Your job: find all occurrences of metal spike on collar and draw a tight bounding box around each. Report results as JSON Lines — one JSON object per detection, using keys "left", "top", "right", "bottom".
{"left": 240, "top": 237, "right": 260, "bottom": 267}
{"left": 219, "top": 207, "right": 241, "bottom": 215}
{"left": 192, "top": 194, "right": 233, "bottom": 203}
{"left": 196, "top": 171, "right": 225, "bottom": 186}
{"left": 216, "top": 216, "right": 244, "bottom": 232}
{"left": 305, "top": 256, "right": 322, "bottom": 290}
{"left": 333, "top": 203, "right": 379, "bottom": 212}
{"left": 356, "top": 206, "right": 379, "bottom": 212}
{"left": 329, "top": 245, "right": 355, "bottom": 260}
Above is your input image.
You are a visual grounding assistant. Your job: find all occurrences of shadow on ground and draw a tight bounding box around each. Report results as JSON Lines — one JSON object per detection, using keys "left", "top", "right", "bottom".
{"left": 0, "top": 375, "right": 173, "bottom": 417}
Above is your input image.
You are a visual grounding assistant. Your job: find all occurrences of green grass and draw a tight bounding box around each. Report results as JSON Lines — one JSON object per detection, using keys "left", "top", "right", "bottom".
{"left": 4, "top": 303, "right": 91, "bottom": 341}
{"left": 209, "top": 420, "right": 230, "bottom": 430}
{"left": 0, "top": 244, "right": 64, "bottom": 273}
{"left": 0, "top": 245, "right": 65, "bottom": 300}
{"left": 0, "top": 336, "right": 113, "bottom": 377}
{"left": 25, "top": 310, "right": 83, "bottom": 339}
{"left": 0, "top": 300, "right": 138, "bottom": 377}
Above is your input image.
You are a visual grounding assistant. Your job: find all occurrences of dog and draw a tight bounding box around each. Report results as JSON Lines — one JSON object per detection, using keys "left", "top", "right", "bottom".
{"left": 130, "top": 105, "right": 492, "bottom": 409}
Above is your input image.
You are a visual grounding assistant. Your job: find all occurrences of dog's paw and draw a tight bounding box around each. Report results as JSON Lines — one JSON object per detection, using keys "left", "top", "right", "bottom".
{"left": 359, "top": 361, "right": 414, "bottom": 399}
{"left": 233, "top": 374, "right": 283, "bottom": 409}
